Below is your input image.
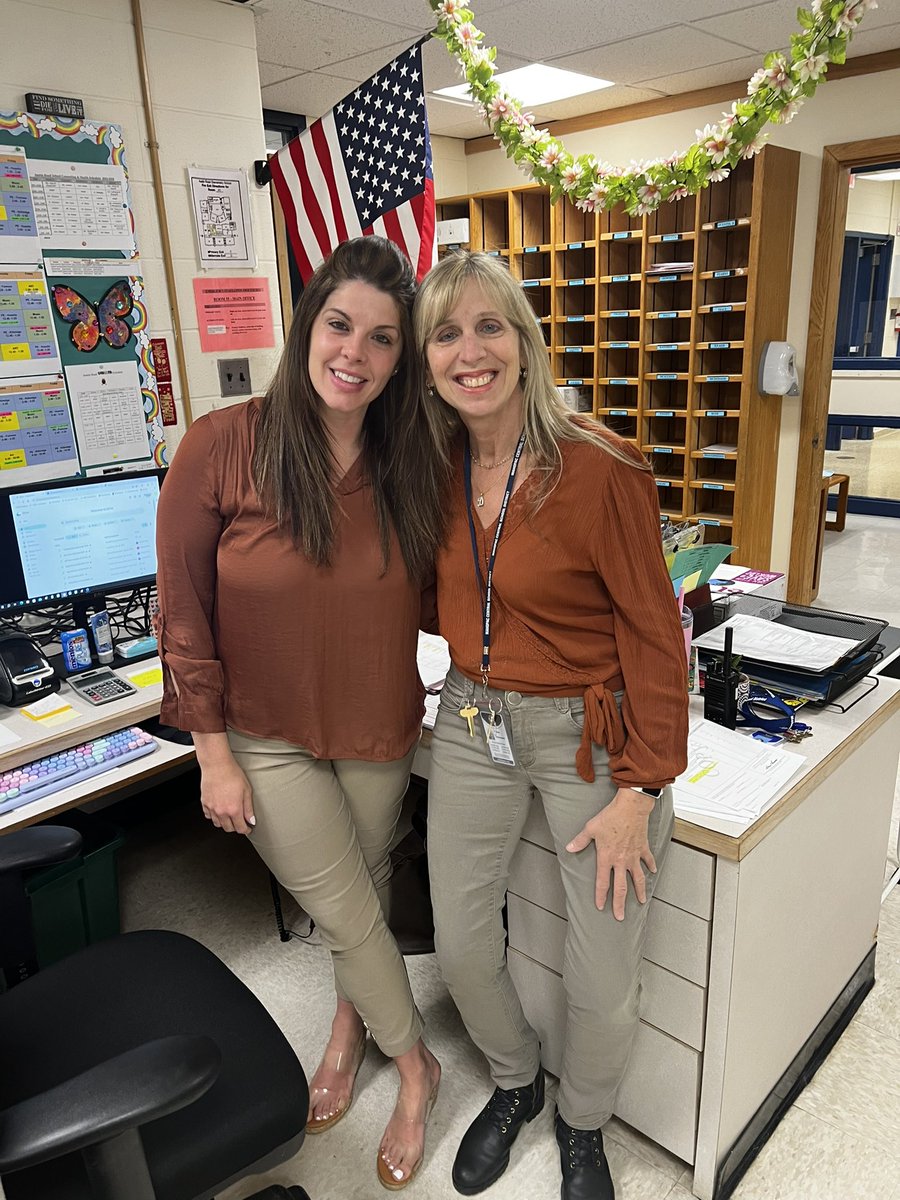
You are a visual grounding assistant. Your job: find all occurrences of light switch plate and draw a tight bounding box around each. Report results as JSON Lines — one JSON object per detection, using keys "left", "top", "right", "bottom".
{"left": 217, "top": 357, "right": 252, "bottom": 398}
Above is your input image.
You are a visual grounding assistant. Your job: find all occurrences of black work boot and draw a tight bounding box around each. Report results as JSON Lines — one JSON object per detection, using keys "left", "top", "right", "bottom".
{"left": 555, "top": 1112, "right": 616, "bottom": 1200}
{"left": 451, "top": 1068, "right": 545, "bottom": 1195}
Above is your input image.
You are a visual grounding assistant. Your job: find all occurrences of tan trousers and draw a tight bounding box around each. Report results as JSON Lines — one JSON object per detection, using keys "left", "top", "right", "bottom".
{"left": 227, "top": 728, "right": 422, "bottom": 1058}
{"left": 427, "top": 666, "right": 674, "bottom": 1129}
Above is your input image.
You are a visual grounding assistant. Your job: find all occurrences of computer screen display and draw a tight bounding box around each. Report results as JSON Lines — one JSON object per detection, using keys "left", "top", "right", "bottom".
{"left": 0, "top": 470, "right": 165, "bottom": 614}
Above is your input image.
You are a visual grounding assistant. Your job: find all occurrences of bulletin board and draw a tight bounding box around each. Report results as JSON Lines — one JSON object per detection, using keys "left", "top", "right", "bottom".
{"left": 0, "top": 111, "right": 166, "bottom": 482}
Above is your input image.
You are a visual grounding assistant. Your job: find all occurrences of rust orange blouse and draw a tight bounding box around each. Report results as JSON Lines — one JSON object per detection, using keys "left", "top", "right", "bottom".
{"left": 435, "top": 434, "right": 689, "bottom": 789}
{"left": 155, "top": 398, "right": 425, "bottom": 761}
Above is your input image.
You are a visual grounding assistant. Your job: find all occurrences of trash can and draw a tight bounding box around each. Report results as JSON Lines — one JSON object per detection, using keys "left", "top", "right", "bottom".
{"left": 25, "top": 810, "right": 126, "bottom": 969}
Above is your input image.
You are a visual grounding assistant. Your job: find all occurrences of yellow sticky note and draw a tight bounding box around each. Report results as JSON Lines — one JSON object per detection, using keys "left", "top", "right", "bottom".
{"left": 22, "top": 696, "right": 77, "bottom": 725}
{"left": 682, "top": 570, "right": 702, "bottom": 593}
{"left": 127, "top": 666, "right": 163, "bottom": 688}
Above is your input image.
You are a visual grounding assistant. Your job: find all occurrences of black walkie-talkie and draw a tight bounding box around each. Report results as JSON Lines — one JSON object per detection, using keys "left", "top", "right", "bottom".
{"left": 704, "top": 625, "right": 738, "bottom": 729}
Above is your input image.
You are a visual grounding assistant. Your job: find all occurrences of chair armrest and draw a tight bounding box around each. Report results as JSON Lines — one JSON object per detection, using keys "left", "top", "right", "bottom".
{"left": 0, "top": 827, "right": 82, "bottom": 877}
{"left": 0, "top": 1034, "right": 220, "bottom": 1171}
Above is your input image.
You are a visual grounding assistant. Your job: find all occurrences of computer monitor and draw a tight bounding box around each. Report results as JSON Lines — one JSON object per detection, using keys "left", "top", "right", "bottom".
{"left": 0, "top": 469, "right": 165, "bottom": 624}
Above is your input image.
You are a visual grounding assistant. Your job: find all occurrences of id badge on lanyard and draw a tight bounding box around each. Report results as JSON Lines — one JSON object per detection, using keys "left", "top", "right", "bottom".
{"left": 459, "top": 432, "right": 527, "bottom": 767}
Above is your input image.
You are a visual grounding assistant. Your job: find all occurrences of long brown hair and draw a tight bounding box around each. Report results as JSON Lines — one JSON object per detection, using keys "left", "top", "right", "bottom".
{"left": 414, "top": 251, "right": 650, "bottom": 503}
{"left": 253, "top": 237, "right": 446, "bottom": 582}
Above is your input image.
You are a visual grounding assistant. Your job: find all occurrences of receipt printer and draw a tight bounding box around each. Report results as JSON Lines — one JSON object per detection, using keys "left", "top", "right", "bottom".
{"left": 0, "top": 633, "right": 60, "bottom": 706}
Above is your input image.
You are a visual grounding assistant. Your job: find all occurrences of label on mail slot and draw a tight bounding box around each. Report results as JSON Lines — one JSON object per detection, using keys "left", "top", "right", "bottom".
{"left": 524, "top": 245, "right": 538, "bottom": 253}
{"left": 567, "top": 242, "right": 583, "bottom": 250}
{"left": 567, "top": 315, "right": 585, "bottom": 322}
{"left": 711, "top": 304, "right": 733, "bottom": 312}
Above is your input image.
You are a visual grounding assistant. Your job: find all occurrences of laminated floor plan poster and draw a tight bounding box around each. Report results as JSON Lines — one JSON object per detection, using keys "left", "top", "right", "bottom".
{"left": 0, "top": 376, "right": 79, "bottom": 483}
{"left": 0, "top": 264, "right": 63, "bottom": 379}
{"left": 0, "top": 147, "right": 41, "bottom": 262}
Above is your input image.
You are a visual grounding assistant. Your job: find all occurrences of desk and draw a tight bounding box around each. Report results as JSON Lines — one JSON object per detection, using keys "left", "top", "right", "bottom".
{"left": 5, "top": 647, "right": 899, "bottom": 1200}
{"left": 488, "top": 676, "right": 900, "bottom": 1199}
{"left": 0, "top": 658, "right": 195, "bottom": 836}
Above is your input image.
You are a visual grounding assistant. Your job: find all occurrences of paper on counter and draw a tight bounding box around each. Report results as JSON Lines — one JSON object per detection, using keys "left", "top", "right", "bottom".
{"left": 417, "top": 633, "right": 450, "bottom": 691}
{"left": 0, "top": 723, "right": 22, "bottom": 748}
{"left": 693, "top": 614, "right": 859, "bottom": 671}
{"left": 672, "top": 719, "right": 805, "bottom": 828}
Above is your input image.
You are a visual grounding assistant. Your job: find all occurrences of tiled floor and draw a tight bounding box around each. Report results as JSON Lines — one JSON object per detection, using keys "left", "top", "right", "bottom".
{"left": 115, "top": 515, "right": 900, "bottom": 1200}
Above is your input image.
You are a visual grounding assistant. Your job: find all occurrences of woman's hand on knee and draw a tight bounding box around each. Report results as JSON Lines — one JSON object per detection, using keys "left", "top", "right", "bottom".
{"left": 193, "top": 732, "right": 256, "bottom": 834}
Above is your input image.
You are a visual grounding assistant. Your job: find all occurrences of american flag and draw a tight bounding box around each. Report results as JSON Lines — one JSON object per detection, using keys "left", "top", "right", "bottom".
{"left": 269, "top": 41, "right": 436, "bottom": 283}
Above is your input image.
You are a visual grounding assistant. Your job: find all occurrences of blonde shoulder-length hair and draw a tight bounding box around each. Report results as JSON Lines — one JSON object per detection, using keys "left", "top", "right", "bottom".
{"left": 413, "top": 251, "right": 649, "bottom": 500}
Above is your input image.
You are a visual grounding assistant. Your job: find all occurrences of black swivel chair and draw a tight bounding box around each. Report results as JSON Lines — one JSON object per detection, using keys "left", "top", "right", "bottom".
{"left": 0, "top": 826, "right": 311, "bottom": 1200}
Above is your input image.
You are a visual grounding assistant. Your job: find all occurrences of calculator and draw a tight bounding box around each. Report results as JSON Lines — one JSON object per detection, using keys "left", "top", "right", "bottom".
{"left": 67, "top": 668, "right": 139, "bottom": 706}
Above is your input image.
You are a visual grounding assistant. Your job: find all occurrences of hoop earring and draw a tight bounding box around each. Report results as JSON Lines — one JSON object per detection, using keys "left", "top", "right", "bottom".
{"left": 520, "top": 366, "right": 528, "bottom": 381}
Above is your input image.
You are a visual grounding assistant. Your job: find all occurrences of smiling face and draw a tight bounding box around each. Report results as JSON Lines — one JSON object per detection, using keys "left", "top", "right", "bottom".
{"left": 425, "top": 280, "right": 525, "bottom": 430}
{"left": 308, "top": 280, "right": 404, "bottom": 428}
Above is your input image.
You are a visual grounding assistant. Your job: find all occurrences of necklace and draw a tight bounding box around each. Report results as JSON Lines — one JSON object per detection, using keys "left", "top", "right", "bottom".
{"left": 474, "top": 476, "right": 505, "bottom": 508}
{"left": 471, "top": 448, "right": 515, "bottom": 469}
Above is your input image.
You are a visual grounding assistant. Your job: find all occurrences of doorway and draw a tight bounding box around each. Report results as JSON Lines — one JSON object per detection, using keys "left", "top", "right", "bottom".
{"left": 788, "top": 134, "right": 900, "bottom": 604}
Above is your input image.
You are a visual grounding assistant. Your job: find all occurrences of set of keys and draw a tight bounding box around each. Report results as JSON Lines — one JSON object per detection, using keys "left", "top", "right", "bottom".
{"left": 782, "top": 723, "right": 813, "bottom": 744}
{"left": 459, "top": 701, "right": 502, "bottom": 740}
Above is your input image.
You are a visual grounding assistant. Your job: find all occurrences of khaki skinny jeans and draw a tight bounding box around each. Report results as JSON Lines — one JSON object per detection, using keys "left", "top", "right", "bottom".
{"left": 427, "top": 666, "right": 674, "bottom": 1129}
{"left": 227, "top": 728, "right": 422, "bottom": 1058}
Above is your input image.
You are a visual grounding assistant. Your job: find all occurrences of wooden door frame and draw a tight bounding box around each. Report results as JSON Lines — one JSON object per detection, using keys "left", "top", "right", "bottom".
{"left": 788, "top": 132, "right": 900, "bottom": 604}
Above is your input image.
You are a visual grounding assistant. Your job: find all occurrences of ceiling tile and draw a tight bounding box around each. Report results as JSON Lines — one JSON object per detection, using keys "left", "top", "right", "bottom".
{"left": 531, "top": 85, "right": 667, "bottom": 124}
{"left": 253, "top": 1, "right": 420, "bottom": 73}
{"left": 640, "top": 55, "right": 764, "bottom": 98}
{"left": 844, "top": 21, "right": 900, "bottom": 58}
{"left": 553, "top": 26, "right": 759, "bottom": 87}
{"left": 260, "top": 71, "right": 360, "bottom": 117}
{"left": 258, "top": 60, "right": 301, "bottom": 87}
{"left": 470, "top": 0, "right": 752, "bottom": 61}
{"left": 697, "top": 0, "right": 900, "bottom": 54}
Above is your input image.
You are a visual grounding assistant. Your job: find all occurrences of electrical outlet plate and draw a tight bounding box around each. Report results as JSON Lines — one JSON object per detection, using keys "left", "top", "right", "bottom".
{"left": 217, "top": 357, "right": 252, "bottom": 398}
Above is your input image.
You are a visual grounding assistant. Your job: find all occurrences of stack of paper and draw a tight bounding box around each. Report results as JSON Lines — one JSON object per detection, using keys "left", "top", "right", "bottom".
{"left": 693, "top": 614, "right": 859, "bottom": 671}
{"left": 671, "top": 719, "right": 805, "bottom": 828}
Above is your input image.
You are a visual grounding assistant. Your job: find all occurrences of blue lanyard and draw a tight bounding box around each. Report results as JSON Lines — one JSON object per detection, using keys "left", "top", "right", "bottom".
{"left": 463, "top": 431, "right": 527, "bottom": 688}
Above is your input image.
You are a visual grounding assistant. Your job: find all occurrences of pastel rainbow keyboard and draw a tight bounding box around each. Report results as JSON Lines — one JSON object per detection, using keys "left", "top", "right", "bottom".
{"left": 0, "top": 727, "right": 158, "bottom": 817}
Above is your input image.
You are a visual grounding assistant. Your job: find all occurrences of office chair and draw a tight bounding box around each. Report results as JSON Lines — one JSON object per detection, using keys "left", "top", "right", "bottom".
{"left": 0, "top": 826, "right": 311, "bottom": 1200}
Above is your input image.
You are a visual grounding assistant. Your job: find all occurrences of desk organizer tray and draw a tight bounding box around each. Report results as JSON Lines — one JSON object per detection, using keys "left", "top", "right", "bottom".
{"left": 771, "top": 604, "right": 887, "bottom": 664}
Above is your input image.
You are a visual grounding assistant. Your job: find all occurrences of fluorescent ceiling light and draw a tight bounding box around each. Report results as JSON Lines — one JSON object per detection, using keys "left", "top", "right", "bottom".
{"left": 854, "top": 169, "right": 900, "bottom": 182}
{"left": 434, "top": 63, "right": 614, "bottom": 107}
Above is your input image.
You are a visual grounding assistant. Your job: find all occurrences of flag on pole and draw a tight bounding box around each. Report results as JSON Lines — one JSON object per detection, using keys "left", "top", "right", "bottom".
{"left": 269, "top": 41, "right": 436, "bottom": 283}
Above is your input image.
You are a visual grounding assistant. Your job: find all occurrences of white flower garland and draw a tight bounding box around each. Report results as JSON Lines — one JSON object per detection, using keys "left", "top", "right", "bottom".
{"left": 429, "top": 0, "right": 877, "bottom": 214}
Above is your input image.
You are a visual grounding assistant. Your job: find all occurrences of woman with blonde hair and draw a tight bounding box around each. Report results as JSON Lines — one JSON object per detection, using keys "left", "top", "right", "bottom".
{"left": 415, "top": 251, "right": 688, "bottom": 1200}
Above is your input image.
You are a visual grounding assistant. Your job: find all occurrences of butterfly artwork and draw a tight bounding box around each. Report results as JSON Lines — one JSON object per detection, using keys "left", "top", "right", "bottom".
{"left": 51, "top": 280, "right": 134, "bottom": 352}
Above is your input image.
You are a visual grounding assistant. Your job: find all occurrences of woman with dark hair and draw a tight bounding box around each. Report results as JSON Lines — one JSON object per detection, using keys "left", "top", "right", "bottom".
{"left": 414, "top": 251, "right": 688, "bottom": 1200}
{"left": 156, "top": 236, "right": 444, "bottom": 1190}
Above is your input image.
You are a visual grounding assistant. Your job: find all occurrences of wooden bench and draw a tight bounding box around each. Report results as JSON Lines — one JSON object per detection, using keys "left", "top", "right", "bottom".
{"left": 812, "top": 472, "right": 850, "bottom": 595}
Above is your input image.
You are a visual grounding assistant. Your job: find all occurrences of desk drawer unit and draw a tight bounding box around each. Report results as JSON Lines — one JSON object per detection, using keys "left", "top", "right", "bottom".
{"left": 508, "top": 803, "right": 715, "bottom": 1163}
{"left": 508, "top": 947, "right": 702, "bottom": 1162}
